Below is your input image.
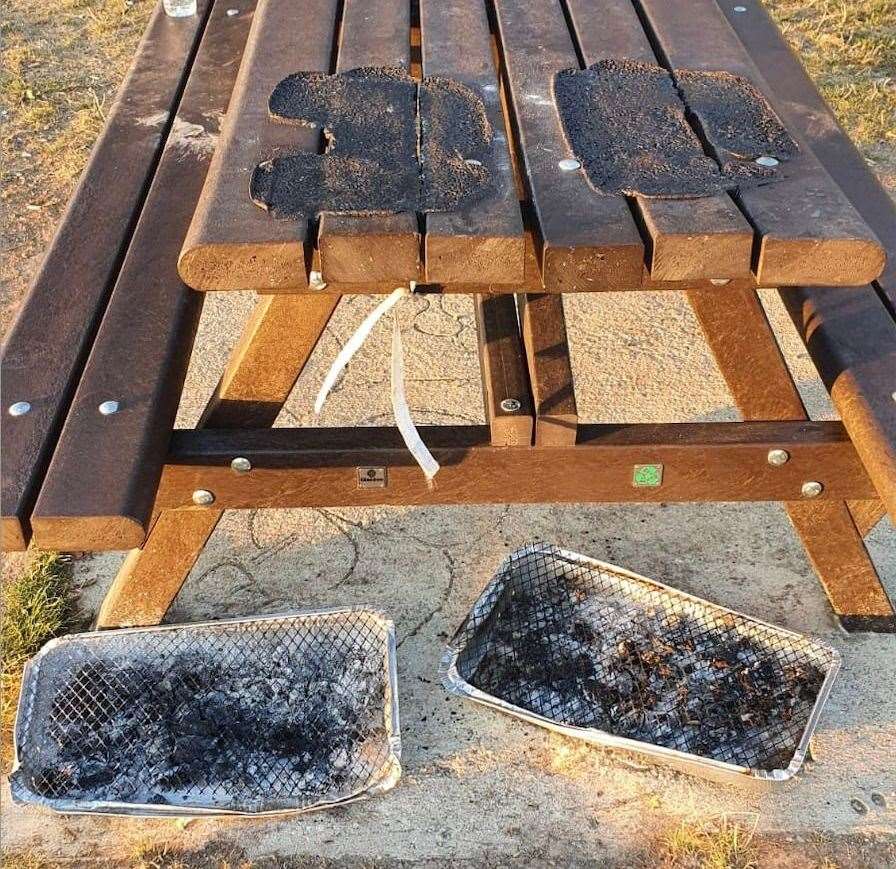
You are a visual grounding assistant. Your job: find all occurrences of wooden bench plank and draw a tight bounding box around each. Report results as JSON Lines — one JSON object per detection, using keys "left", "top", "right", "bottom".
{"left": 635, "top": 0, "right": 886, "bottom": 287}
{"left": 517, "top": 294, "right": 578, "bottom": 445}
{"left": 419, "top": 0, "right": 525, "bottom": 284}
{"left": 474, "top": 294, "right": 535, "bottom": 446}
{"left": 0, "top": 0, "right": 212, "bottom": 551}
{"left": 317, "top": 0, "right": 421, "bottom": 284}
{"left": 564, "top": 0, "right": 754, "bottom": 282}
{"left": 491, "top": 0, "right": 645, "bottom": 292}
{"left": 30, "top": 0, "right": 256, "bottom": 552}
{"left": 717, "top": 0, "right": 896, "bottom": 525}
{"left": 178, "top": 0, "right": 340, "bottom": 292}
{"left": 154, "top": 420, "right": 878, "bottom": 509}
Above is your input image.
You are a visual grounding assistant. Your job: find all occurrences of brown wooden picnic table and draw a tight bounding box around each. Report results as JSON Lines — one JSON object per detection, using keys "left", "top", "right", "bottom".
{"left": 2, "top": 0, "right": 895, "bottom": 632}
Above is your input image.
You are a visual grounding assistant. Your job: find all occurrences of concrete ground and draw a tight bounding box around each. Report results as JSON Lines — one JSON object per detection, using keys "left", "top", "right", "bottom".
{"left": 2, "top": 287, "right": 895, "bottom": 865}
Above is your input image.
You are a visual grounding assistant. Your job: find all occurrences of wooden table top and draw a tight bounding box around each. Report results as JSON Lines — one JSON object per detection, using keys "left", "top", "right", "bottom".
{"left": 177, "top": 0, "right": 886, "bottom": 296}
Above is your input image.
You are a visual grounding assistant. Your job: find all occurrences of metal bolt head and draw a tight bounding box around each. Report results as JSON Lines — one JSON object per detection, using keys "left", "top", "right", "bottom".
{"left": 98, "top": 400, "right": 120, "bottom": 415}
{"left": 558, "top": 158, "right": 581, "bottom": 172}
{"left": 767, "top": 448, "right": 790, "bottom": 466}
{"left": 8, "top": 401, "right": 31, "bottom": 417}
{"left": 192, "top": 489, "right": 215, "bottom": 506}
{"left": 500, "top": 398, "right": 522, "bottom": 413}
{"left": 733, "top": 5, "right": 747, "bottom": 11}
{"left": 801, "top": 481, "right": 824, "bottom": 499}
{"left": 756, "top": 156, "right": 779, "bottom": 168}
{"left": 226, "top": 7, "right": 239, "bottom": 14}
{"left": 230, "top": 456, "right": 252, "bottom": 473}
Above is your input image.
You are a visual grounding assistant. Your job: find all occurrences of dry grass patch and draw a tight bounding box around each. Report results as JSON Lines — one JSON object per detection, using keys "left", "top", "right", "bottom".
{"left": 653, "top": 815, "right": 759, "bottom": 869}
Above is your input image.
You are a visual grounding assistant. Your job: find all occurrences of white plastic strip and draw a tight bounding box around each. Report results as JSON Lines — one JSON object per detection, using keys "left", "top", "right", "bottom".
{"left": 314, "top": 287, "right": 409, "bottom": 415}
{"left": 314, "top": 285, "right": 440, "bottom": 481}
{"left": 391, "top": 317, "right": 440, "bottom": 481}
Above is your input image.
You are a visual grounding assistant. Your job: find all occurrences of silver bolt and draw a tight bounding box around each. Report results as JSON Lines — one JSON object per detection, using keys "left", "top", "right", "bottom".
{"left": 709, "top": 278, "right": 731, "bottom": 286}
{"left": 558, "top": 158, "right": 581, "bottom": 172}
{"left": 733, "top": 5, "right": 747, "bottom": 11}
{"left": 192, "top": 489, "right": 215, "bottom": 506}
{"left": 767, "top": 448, "right": 790, "bottom": 466}
{"left": 98, "top": 400, "right": 120, "bottom": 415}
{"left": 801, "top": 481, "right": 824, "bottom": 498}
{"left": 226, "top": 7, "right": 239, "bottom": 14}
{"left": 500, "top": 398, "right": 522, "bottom": 412}
{"left": 230, "top": 456, "right": 252, "bottom": 473}
{"left": 756, "top": 156, "right": 779, "bottom": 168}
{"left": 8, "top": 401, "right": 31, "bottom": 416}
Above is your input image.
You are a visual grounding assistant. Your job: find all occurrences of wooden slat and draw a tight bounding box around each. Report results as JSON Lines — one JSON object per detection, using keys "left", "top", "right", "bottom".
{"left": 635, "top": 0, "right": 886, "bottom": 287}
{"left": 517, "top": 294, "right": 577, "bottom": 445}
{"left": 717, "top": 0, "right": 896, "bottom": 307}
{"left": 154, "top": 420, "right": 878, "bottom": 510}
{"left": 0, "top": 1, "right": 212, "bottom": 551}
{"left": 689, "top": 284, "right": 894, "bottom": 621}
{"left": 491, "top": 0, "right": 645, "bottom": 292}
{"left": 564, "top": 0, "right": 754, "bottom": 282}
{"left": 30, "top": 0, "right": 256, "bottom": 553}
{"left": 474, "top": 294, "right": 535, "bottom": 446}
{"left": 317, "top": 0, "right": 421, "bottom": 284}
{"left": 178, "top": 0, "right": 340, "bottom": 292}
{"left": 419, "top": 0, "right": 525, "bottom": 284}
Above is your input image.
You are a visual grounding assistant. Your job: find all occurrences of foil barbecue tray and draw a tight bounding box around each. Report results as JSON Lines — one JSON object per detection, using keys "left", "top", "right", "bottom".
{"left": 11, "top": 609, "right": 401, "bottom": 816}
{"left": 441, "top": 545, "right": 840, "bottom": 783}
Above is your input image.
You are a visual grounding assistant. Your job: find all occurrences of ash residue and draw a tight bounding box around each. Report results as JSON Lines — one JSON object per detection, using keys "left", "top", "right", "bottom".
{"left": 460, "top": 560, "right": 828, "bottom": 771}
{"left": 553, "top": 59, "right": 797, "bottom": 198}
{"left": 19, "top": 626, "right": 391, "bottom": 812}
{"left": 251, "top": 67, "right": 494, "bottom": 219}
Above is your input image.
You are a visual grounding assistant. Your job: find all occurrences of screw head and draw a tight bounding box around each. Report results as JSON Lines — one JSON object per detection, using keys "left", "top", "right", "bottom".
{"left": 733, "top": 5, "right": 747, "bottom": 12}
{"left": 226, "top": 7, "right": 239, "bottom": 14}
{"left": 756, "top": 156, "right": 779, "bottom": 168}
{"left": 98, "top": 400, "right": 120, "bottom": 415}
{"left": 767, "top": 448, "right": 790, "bottom": 466}
{"left": 192, "top": 489, "right": 215, "bottom": 506}
{"left": 558, "top": 158, "right": 581, "bottom": 172}
{"left": 500, "top": 398, "right": 522, "bottom": 413}
{"left": 801, "top": 481, "right": 824, "bottom": 499}
{"left": 8, "top": 401, "right": 31, "bottom": 416}
{"left": 230, "top": 457, "right": 252, "bottom": 473}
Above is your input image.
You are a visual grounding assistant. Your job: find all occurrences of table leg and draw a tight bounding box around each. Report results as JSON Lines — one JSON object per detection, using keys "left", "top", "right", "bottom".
{"left": 95, "top": 293, "right": 339, "bottom": 628}
{"left": 688, "top": 285, "right": 894, "bottom": 631}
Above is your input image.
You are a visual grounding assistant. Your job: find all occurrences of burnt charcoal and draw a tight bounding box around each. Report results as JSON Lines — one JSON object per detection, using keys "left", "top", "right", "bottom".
{"left": 458, "top": 553, "right": 829, "bottom": 772}
{"left": 252, "top": 67, "right": 495, "bottom": 219}
{"left": 554, "top": 59, "right": 725, "bottom": 198}
{"left": 553, "top": 60, "right": 798, "bottom": 198}
{"left": 15, "top": 621, "right": 393, "bottom": 812}
{"left": 674, "top": 68, "right": 798, "bottom": 179}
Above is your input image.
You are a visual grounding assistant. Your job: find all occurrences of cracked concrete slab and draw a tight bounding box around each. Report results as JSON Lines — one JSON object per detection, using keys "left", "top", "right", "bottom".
{"left": 3, "top": 288, "right": 894, "bottom": 865}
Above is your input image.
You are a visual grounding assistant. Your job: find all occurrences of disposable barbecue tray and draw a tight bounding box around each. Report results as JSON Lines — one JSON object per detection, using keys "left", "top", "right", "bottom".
{"left": 441, "top": 545, "right": 840, "bottom": 782}
{"left": 11, "top": 609, "right": 401, "bottom": 816}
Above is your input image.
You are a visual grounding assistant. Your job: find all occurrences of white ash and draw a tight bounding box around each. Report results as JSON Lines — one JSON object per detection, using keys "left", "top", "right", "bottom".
{"left": 460, "top": 568, "right": 827, "bottom": 771}
{"left": 21, "top": 633, "right": 389, "bottom": 812}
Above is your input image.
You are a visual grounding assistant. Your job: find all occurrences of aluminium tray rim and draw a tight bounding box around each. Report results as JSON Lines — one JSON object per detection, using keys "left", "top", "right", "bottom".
{"left": 12, "top": 606, "right": 402, "bottom": 817}
{"left": 440, "top": 543, "right": 841, "bottom": 783}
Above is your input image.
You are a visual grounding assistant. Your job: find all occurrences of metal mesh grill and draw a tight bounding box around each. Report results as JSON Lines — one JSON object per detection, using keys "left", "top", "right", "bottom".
{"left": 12, "top": 610, "right": 400, "bottom": 815}
{"left": 446, "top": 545, "right": 838, "bottom": 775}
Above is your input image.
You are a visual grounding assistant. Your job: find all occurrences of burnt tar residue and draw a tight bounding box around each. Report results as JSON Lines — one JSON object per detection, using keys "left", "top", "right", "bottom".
{"left": 554, "top": 59, "right": 798, "bottom": 198}
{"left": 251, "top": 67, "right": 494, "bottom": 219}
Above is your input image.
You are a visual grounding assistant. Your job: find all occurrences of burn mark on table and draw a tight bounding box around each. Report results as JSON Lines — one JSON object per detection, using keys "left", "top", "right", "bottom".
{"left": 251, "top": 67, "right": 494, "bottom": 219}
{"left": 554, "top": 59, "right": 797, "bottom": 198}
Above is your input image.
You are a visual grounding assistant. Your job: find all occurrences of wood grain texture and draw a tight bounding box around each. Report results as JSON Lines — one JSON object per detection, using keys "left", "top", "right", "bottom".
{"left": 0, "top": 1, "right": 212, "bottom": 551}
{"left": 564, "top": 0, "right": 754, "bottom": 282}
{"left": 491, "top": 0, "right": 645, "bottom": 291}
{"left": 636, "top": 0, "right": 886, "bottom": 287}
{"left": 178, "top": 0, "right": 341, "bottom": 292}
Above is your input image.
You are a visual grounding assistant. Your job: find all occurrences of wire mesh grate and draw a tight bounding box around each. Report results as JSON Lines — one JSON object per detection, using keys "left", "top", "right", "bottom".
{"left": 11, "top": 610, "right": 401, "bottom": 815}
{"left": 442, "top": 545, "right": 839, "bottom": 780}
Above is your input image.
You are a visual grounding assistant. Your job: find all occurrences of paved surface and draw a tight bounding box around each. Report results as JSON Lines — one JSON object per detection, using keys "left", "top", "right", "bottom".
{"left": 3, "top": 288, "right": 895, "bottom": 864}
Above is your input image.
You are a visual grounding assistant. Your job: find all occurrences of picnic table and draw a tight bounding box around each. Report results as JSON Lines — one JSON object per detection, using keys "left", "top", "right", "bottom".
{"left": 2, "top": 0, "right": 895, "bottom": 632}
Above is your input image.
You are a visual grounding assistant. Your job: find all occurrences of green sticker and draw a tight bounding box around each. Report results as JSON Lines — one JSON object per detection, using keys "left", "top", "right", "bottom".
{"left": 633, "top": 463, "right": 663, "bottom": 487}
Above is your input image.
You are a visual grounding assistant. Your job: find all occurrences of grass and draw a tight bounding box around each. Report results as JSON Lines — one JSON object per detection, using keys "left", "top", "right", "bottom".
{"left": 653, "top": 815, "right": 759, "bottom": 869}
{"left": 1, "top": 551, "right": 75, "bottom": 763}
